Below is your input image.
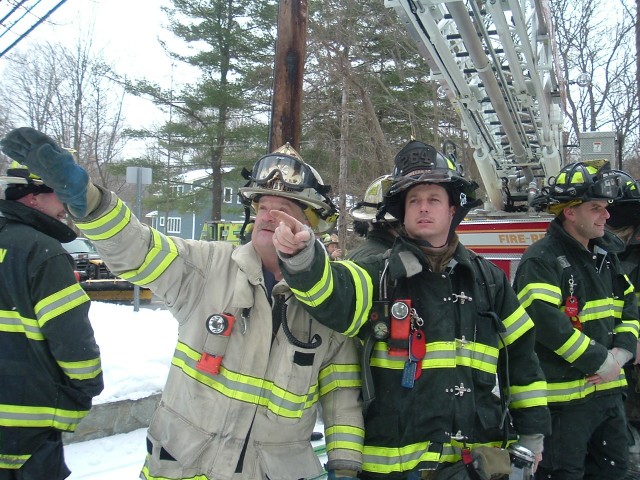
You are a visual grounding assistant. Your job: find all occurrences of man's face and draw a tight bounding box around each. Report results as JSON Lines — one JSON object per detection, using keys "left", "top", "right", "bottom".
{"left": 564, "top": 200, "right": 610, "bottom": 246}
{"left": 403, "top": 183, "right": 455, "bottom": 246}
{"left": 21, "top": 192, "right": 67, "bottom": 222}
{"left": 326, "top": 243, "right": 339, "bottom": 254}
{"left": 252, "top": 195, "right": 308, "bottom": 256}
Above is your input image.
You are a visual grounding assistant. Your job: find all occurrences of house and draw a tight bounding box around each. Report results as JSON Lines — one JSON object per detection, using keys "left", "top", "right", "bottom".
{"left": 146, "top": 166, "right": 248, "bottom": 240}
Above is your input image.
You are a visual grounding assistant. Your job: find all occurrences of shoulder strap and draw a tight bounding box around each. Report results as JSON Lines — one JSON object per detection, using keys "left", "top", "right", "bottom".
{"left": 361, "top": 258, "right": 392, "bottom": 415}
{"left": 472, "top": 253, "right": 512, "bottom": 447}
{"left": 472, "top": 252, "right": 497, "bottom": 312}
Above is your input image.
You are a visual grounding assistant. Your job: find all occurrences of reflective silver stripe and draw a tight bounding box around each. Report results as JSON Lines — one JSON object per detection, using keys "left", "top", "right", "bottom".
{"left": 119, "top": 231, "right": 178, "bottom": 285}
{"left": 503, "top": 307, "right": 532, "bottom": 344}
{"left": 76, "top": 198, "right": 130, "bottom": 240}
{"left": 173, "top": 343, "right": 318, "bottom": 418}
{"left": 340, "top": 261, "right": 373, "bottom": 337}
{"left": 57, "top": 358, "right": 102, "bottom": 380}
{"left": 34, "top": 284, "right": 89, "bottom": 327}
{"left": 0, "top": 405, "right": 86, "bottom": 429}
{"left": 518, "top": 283, "right": 562, "bottom": 308}
{"left": 0, "top": 312, "right": 44, "bottom": 340}
{"left": 318, "top": 365, "right": 361, "bottom": 395}
{"left": 325, "top": 426, "right": 365, "bottom": 451}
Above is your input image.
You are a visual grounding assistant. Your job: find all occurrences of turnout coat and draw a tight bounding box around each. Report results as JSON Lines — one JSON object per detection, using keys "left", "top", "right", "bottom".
{"left": 0, "top": 200, "right": 103, "bottom": 470}
{"left": 73, "top": 189, "right": 364, "bottom": 480}
{"left": 282, "top": 235, "right": 550, "bottom": 479}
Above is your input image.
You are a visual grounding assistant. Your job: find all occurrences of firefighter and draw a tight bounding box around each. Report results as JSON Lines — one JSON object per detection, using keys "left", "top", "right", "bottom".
{"left": 323, "top": 233, "right": 343, "bottom": 260}
{"left": 346, "top": 175, "right": 400, "bottom": 262}
{"left": 514, "top": 161, "right": 639, "bottom": 479}
{"left": 272, "top": 140, "right": 551, "bottom": 479}
{"left": 0, "top": 128, "right": 364, "bottom": 480}
{"left": 604, "top": 171, "right": 640, "bottom": 453}
{"left": 0, "top": 162, "right": 103, "bottom": 480}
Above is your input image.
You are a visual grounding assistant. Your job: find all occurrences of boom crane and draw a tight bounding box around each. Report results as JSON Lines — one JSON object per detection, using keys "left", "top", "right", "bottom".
{"left": 386, "top": 0, "right": 565, "bottom": 212}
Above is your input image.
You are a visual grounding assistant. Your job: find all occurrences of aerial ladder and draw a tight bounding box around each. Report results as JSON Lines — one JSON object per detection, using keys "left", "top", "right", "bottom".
{"left": 386, "top": 0, "right": 565, "bottom": 213}
{"left": 385, "top": 0, "right": 566, "bottom": 278}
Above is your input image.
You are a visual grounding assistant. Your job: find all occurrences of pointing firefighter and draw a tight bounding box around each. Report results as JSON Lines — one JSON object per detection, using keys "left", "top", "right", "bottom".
{"left": 514, "top": 160, "right": 639, "bottom": 479}
{"left": 0, "top": 128, "right": 364, "bottom": 480}
{"left": 273, "top": 140, "right": 551, "bottom": 479}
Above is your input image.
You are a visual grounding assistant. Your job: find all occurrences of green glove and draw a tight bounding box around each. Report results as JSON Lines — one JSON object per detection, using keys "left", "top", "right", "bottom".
{"left": 1, "top": 127, "right": 99, "bottom": 217}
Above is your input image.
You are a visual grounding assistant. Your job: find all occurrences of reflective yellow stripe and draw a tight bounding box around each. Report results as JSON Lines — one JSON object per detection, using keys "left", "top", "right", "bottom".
{"left": 318, "top": 362, "right": 361, "bottom": 396}
{"left": 290, "top": 254, "right": 333, "bottom": 307}
{"left": 502, "top": 305, "right": 534, "bottom": 346}
{"left": 579, "top": 298, "right": 616, "bottom": 322}
{"left": 363, "top": 441, "right": 442, "bottom": 474}
{"left": 622, "top": 275, "right": 635, "bottom": 296}
{"left": 57, "top": 357, "right": 102, "bottom": 380}
{"left": 34, "top": 283, "right": 89, "bottom": 327}
{"left": 370, "top": 340, "right": 498, "bottom": 374}
{"left": 0, "top": 404, "right": 88, "bottom": 430}
{"left": 118, "top": 230, "right": 179, "bottom": 286}
{"left": 0, "top": 453, "right": 31, "bottom": 469}
{"left": 546, "top": 373, "right": 627, "bottom": 403}
{"left": 338, "top": 260, "right": 373, "bottom": 337}
{"left": 0, "top": 310, "right": 44, "bottom": 340}
{"left": 517, "top": 282, "right": 562, "bottom": 309}
{"left": 76, "top": 197, "right": 130, "bottom": 241}
{"left": 325, "top": 424, "right": 365, "bottom": 454}
{"left": 173, "top": 342, "right": 319, "bottom": 419}
{"left": 615, "top": 318, "right": 640, "bottom": 337}
{"left": 554, "top": 329, "right": 590, "bottom": 363}
{"left": 509, "top": 381, "right": 548, "bottom": 409}
{"left": 140, "top": 464, "right": 209, "bottom": 480}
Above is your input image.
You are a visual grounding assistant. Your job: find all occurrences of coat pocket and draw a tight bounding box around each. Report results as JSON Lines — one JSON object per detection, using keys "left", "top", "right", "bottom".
{"left": 147, "top": 402, "right": 216, "bottom": 470}
{"left": 265, "top": 342, "right": 317, "bottom": 423}
{"left": 255, "top": 439, "right": 323, "bottom": 480}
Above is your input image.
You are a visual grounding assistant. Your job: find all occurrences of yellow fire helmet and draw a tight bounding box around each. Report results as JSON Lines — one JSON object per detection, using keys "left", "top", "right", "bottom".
{"left": 349, "top": 175, "right": 397, "bottom": 223}
{"left": 239, "top": 144, "right": 339, "bottom": 233}
{"left": 0, "top": 161, "right": 54, "bottom": 200}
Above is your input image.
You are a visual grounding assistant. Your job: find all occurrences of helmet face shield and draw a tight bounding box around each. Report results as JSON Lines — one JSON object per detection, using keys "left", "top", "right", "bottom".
{"left": 250, "top": 153, "right": 320, "bottom": 193}
{"left": 590, "top": 172, "right": 624, "bottom": 199}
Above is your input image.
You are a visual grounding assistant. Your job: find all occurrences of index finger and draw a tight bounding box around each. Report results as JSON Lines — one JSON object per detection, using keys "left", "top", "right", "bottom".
{"left": 270, "top": 210, "right": 303, "bottom": 231}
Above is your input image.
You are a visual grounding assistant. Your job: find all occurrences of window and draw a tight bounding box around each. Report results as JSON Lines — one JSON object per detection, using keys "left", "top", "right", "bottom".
{"left": 223, "top": 187, "right": 233, "bottom": 204}
{"left": 167, "top": 217, "right": 182, "bottom": 234}
{"left": 159, "top": 217, "right": 165, "bottom": 227}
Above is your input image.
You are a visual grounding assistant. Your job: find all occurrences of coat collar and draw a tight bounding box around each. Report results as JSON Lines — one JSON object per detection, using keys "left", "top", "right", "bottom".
{"left": 0, "top": 199, "right": 76, "bottom": 243}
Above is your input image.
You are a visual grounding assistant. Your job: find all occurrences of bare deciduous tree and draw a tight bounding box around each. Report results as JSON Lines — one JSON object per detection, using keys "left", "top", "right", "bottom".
{"left": 0, "top": 39, "right": 127, "bottom": 192}
{"left": 551, "top": 0, "right": 638, "bottom": 159}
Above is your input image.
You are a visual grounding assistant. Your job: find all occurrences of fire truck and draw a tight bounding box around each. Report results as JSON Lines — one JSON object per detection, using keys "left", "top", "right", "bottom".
{"left": 385, "top": 0, "right": 563, "bottom": 277}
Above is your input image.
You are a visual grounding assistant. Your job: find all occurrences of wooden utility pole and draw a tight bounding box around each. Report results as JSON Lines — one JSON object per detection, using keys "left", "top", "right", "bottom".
{"left": 269, "top": 0, "right": 308, "bottom": 152}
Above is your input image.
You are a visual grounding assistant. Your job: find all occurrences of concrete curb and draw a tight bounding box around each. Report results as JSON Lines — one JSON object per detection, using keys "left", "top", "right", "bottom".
{"left": 63, "top": 393, "right": 161, "bottom": 445}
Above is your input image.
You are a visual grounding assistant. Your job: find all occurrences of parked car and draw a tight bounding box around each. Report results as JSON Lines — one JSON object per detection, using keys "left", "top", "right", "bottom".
{"left": 62, "top": 237, "right": 112, "bottom": 281}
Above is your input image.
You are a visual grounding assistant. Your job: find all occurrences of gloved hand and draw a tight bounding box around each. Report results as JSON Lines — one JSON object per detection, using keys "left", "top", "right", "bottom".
{"left": 515, "top": 433, "right": 544, "bottom": 472}
{"left": 327, "top": 469, "right": 358, "bottom": 479}
{"left": 611, "top": 347, "right": 633, "bottom": 367}
{"left": 588, "top": 349, "right": 624, "bottom": 384}
{"left": 1, "top": 127, "right": 98, "bottom": 217}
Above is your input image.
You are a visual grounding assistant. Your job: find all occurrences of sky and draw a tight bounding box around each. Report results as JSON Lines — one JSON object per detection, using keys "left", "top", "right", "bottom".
{"left": 6, "top": 0, "right": 198, "bottom": 136}
{"left": 63, "top": 301, "right": 328, "bottom": 479}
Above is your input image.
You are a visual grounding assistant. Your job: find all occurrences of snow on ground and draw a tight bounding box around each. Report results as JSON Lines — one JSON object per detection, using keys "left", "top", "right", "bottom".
{"left": 88, "top": 301, "right": 177, "bottom": 404}
{"left": 66, "top": 301, "right": 174, "bottom": 479}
